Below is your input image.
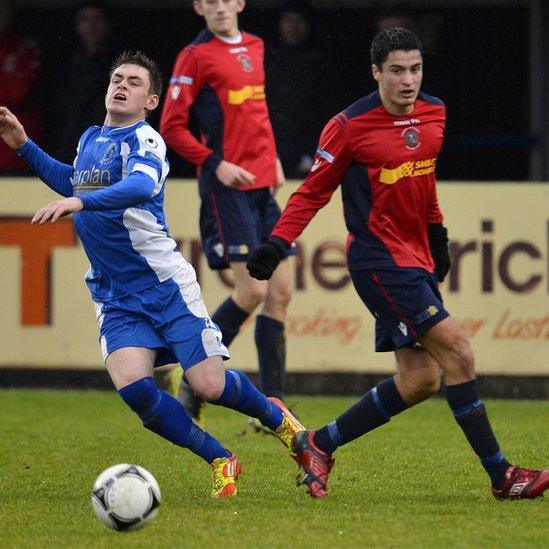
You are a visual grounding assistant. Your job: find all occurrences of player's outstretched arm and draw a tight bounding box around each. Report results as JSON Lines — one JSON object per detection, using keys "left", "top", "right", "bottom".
{"left": 0, "top": 106, "right": 28, "bottom": 150}
{"left": 31, "top": 197, "right": 83, "bottom": 224}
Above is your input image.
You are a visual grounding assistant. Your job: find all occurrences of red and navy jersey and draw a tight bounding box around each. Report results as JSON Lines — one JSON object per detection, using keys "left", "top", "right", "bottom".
{"left": 160, "top": 29, "right": 277, "bottom": 191}
{"left": 272, "top": 91, "right": 446, "bottom": 272}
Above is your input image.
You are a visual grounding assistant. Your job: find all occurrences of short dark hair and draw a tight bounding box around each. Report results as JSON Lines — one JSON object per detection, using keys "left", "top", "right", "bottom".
{"left": 109, "top": 50, "right": 163, "bottom": 97}
{"left": 370, "top": 27, "right": 423, "bottom": 68}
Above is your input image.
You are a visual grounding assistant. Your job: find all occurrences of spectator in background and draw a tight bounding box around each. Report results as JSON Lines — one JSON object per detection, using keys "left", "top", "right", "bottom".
{"left": 50, "top": 1, "right": 117, "bottom": 162}
{"left": 265, "top": 0, "right": 339, "bottom": 179}
{"left": 0, "top": 0, "right": 42, "bottom": 174}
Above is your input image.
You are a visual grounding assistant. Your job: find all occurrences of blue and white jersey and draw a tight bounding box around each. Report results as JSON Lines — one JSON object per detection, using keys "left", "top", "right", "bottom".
{"left": 19, "top": 120, "right": 189, "bottom": 302}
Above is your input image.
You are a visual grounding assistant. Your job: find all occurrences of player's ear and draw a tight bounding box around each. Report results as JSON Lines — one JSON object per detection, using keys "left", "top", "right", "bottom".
{"left": 372, "top": 64, "right": 381, "bottom": 82}
{"left": 236, "top": 0, "right": 246, "bottom": 14}
{"left": 145, "top": 94, "right": 160, "bottom": 112}
{"left": 193, "top": 0, "right": 204, "bottom": 17}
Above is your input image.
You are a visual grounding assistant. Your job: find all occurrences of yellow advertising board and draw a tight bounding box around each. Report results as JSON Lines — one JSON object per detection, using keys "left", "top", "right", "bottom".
{"left": 0, "top": 179, "right": 547, "bottom": 375}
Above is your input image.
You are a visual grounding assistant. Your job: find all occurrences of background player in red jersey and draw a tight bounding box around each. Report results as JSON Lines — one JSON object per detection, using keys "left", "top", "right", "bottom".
{"left": 160, "top": 0, "right": 291, "bottom": 424}
{"left": 247, "top": 27, "right": 548, "bottom": 500}
{"left": 160, "top": 0, "right": 293, "bottom": 427}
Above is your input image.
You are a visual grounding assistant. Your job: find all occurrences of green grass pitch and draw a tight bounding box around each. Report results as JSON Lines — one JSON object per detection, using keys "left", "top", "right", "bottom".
{"left": 1, "top": 389, "right": 547, "bottom": 548}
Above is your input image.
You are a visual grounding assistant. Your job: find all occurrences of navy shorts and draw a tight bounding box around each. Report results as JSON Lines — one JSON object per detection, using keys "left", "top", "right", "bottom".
{"left": 350, "top": 267, "right": 449, "bottom": 352}
{"left": 199, "top": 186, "right": 295, "bottom": 270}
{"left": 93, "top": 268, "right": 229, "bottom": 369}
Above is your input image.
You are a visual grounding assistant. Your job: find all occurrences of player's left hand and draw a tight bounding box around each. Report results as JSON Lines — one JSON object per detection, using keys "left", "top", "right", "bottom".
{"left": 428, "top": 223, "right": 450, "bottom": 282}
{"left": 31, "top": 197, "right": 84, "bottom": 224}
{"left": 247, "top": 237, "right": 288, "bottom": 280}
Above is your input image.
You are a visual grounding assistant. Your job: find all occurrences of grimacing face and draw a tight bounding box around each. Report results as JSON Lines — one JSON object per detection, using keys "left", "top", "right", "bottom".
{"left": 372, "top": 49, "right": 423, "bottom": 115}
{"left": 105, "top": 64, "right": 159, "bottom": 125}
{"left": 193, "top": 0, "right": 245, "bottom": 37}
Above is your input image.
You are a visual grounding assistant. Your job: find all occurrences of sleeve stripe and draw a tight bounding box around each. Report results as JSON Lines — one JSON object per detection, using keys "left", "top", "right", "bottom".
{"left": 170, "top": 75, "right": 194, "bottom": 85}
{"left": 132, "top": 163, "right": 159, "bottom": 184}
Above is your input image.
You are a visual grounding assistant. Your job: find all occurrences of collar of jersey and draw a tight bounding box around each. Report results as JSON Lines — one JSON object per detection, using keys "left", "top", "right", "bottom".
{"left": 101, "top": 120, "right": 145, "bottom": 134}
{"left": 215, "top": 31, "right": 242, "bottom": 44}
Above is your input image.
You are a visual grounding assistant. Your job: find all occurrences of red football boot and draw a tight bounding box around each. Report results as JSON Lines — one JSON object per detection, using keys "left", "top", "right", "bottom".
{"left": 292, "top": 430, "right": 335, "bottom": 498}
{"left": 492, "top": 465, "right": 549, "bottom": 500}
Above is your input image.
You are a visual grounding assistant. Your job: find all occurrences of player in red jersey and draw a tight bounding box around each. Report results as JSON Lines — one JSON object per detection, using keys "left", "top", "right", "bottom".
{"left": 247, "top": 27, "right": 548, "bottom": 500}
{"left": 160, "top": 0, "right": 294, "bottom": 428}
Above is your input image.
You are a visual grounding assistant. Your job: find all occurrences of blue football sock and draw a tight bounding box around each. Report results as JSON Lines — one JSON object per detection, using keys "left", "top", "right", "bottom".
{"left": 118, "top": 376, "right": 230, "bottom": 463}
{"left": 255, "top": 315, "right": 286, "bottom": 399}
{"left": 211, "top": 297, "right": 250, "bottom": 347}
{"left": 211, "top": 369, "right": 283, "bottom": 431}
{"left": 446, "top": 379, "right": 510, "bottom": 488}
{"left": 314, "top": 377, "right": 408, "bottom": 454}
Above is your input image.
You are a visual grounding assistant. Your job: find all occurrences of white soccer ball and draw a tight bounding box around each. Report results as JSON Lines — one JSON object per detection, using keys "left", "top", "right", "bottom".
{"left": 91, "top": 464, "right": 161, "bottom": 531}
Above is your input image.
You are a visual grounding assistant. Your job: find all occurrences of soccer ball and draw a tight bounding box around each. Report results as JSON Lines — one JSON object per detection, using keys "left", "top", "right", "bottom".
{"left": 91, "top": 464, "right": 161, "bottom": 531}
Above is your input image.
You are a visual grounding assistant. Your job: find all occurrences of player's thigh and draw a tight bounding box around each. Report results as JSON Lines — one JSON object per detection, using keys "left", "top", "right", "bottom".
{"left": 184, "top": 354, "right": 226, "bottom": 401}
{"left": 94, "top": 299, "right": 167, "bottom": 369}
{"left": 230, "top": 261, "right": 269, "bottom": 311}
{"left": 262, "top": 260, "right": 292, "bottom": 319}
{"left": 266, "top": 259, "right": 292, "bottom": 303}
{"left": 417, "top": 316, "right": 475, "bottom": 375}
{"left": 350, "top": 267, "right": 449, "bottom": 352}
{"left": 106, "top": 347, "right": 156, "bottom": 390}
{"left": 155, "top": 270, "right": 230, "bottom": 369}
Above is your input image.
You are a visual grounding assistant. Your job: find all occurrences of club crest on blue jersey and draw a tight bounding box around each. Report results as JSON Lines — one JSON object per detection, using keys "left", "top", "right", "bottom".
{"left": 101, "top": 143, "right": 117, "bottom": 164}
{"left": 237, "top": 53, "right": 253, "bottom": 73}
{"left": 402, "top": 127, "right": 421, "bottom": 150}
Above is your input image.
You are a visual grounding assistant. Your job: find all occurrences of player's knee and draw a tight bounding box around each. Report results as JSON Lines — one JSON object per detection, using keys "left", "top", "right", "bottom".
{"left": 251, "top": 284, "right": 269, "bottom": 304}
{"left": 267, "top": 283, "right": 292, "bottom": 310}
{"left": 397, "top": 366, "right": 440, "bottom": 404}
{"left": 234, "top": 284, "right": 267, "bottom": 311}
{"left": 447, "top": 334, "right": 476, "bottom": 378}
{"left": 414, "top": 369, "right": 441, "bottom": 399}
{"left": 190, "top": 374, "right": 224, "bottom": 402}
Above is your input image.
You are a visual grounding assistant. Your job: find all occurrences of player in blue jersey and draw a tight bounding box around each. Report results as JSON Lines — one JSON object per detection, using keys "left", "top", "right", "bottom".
{"left": 0, "top": 50, "right": 304, "bottom": 498}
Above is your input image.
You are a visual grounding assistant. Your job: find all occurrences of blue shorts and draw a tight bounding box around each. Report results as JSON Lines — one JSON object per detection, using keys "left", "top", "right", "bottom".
{"left": 199, "top": 186, "right": 295, "bottom": 270}
{"left": 350, "top": 267, "right": 449, "bottom": 352}
{"left": 93, "top": 268, "right": 230, "bottom": 369}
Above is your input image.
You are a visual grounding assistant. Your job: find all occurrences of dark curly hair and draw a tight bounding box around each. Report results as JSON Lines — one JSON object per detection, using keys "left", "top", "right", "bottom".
{"left": 370, "top": 27, "right": 423, "bottom": 68}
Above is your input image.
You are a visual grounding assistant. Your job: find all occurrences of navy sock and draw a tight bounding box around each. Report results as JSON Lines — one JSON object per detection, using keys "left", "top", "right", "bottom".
{"left": 314, "top": 377, "right": 408, "bottom": 454}
{"left": 211, "top": 369, "right": 283, "bottom": 431}
{"left": 211, "top": 297, "right": 250, "bottom": 347}
{"left": 118, "top": 377, "right": 230, "bottom": 463}
{"left": 446, "top": 379, "right": 510, "bottom": 488}
{"left": 255, "top": 315, "right": 286, "bottom": 399}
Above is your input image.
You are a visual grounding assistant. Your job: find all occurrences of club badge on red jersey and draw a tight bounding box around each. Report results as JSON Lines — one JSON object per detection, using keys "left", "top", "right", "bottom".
{"left": 237, "top": 53, "right": 253, "bottom": 73}
{"left": 402, "top": 127, "right": 421, "bottom": 150}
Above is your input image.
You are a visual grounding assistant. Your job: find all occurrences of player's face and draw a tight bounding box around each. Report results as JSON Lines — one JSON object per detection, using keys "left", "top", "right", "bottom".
{"left": 194, "top": 0, "right": 245, "bottom": 37}
{"left": 104, "top": 64, "right": 159, "bottom": 126}
{"left": 372, "top": 50, "right": 423, "bottom": 115}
